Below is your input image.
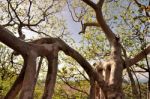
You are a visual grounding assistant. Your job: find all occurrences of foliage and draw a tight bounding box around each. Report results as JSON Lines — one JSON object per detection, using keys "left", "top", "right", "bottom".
{"left": 123, "top": 83, "right": 147, "bottom": 99}
{"left": 0, "top": 0, "right": 150, "bottom": 98}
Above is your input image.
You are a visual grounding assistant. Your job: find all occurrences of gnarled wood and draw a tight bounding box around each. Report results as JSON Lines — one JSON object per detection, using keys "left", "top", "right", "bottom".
{"left": 0, "top": 25, "right": 150, "bottom": 99}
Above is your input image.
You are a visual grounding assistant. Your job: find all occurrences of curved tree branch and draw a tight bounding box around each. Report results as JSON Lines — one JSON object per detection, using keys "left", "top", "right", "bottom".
{"left": 121, "top": 45, "right": 140, "bottom": 99}
{"left": 82, "top": 0, "right": 117, "bottom": 45}
{"left": 30, "top": 38, "right": 108, "bottom": 92}
{"left": 81, "top": 0, "right": 97, "bottom": 10}
{"left": 79, "top": 22, "right": 99, "bottom": 34}
{"left": 128, "top": 45, "right": 150, "bottom": 67}
{"left": 0, "top": 25, "right": 29, "bottom": 55}
{"left": 0, "top": 25, "right": 107, "bottom": 96}
{"left": 4, "top": 57, "right": 27, "bottom": 99}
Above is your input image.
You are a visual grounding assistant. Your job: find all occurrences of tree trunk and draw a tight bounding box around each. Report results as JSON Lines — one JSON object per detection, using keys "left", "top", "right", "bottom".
{"left": 4, "top": 57, "right": 27, "bottom": 99}
{"left": 42, "top": 49, "right": 58, "bottom": 99}
{"left": 89, "top": 78, "right": 96, "bottom": 99}
{"left": 19, "top": 52, "right": 37, "bottom": 99}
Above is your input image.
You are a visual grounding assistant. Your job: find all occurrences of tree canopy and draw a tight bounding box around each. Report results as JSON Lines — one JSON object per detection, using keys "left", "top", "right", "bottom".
{"left": 0, "top": 0, "right": 150, "bottom": 99}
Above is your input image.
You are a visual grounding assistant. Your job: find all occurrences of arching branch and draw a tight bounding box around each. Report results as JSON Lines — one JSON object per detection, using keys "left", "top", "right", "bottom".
{"left": 30, "top": 38, "right": 108, "bottom": 92}
{"left": 0, "top": 25, "right": 29, "bottom": 55}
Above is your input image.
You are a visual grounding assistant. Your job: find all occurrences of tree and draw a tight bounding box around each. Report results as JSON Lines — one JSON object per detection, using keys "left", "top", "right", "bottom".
{"left": 0, "top": 0, "right": 150, "bottom": 99}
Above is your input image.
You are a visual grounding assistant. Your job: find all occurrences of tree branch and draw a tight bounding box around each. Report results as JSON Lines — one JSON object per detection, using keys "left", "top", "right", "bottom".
{"left": 128, "top": 45, "right": 150, "bottom": 67}
{"left": 82, "top": 0, "right": 117, "bottom": 46}
{"left": 133, "top": 0, "right": 150, "bottom": 17}
{"left": 121, "top": 45, "right": 140, "bottom": 99}
{"left": 82, "top": 0, "right": 97, "bottom": 10}
{"left": 58, "top": 75, "right": 89, "bottom": 95}
{"left": 4, "top": 58, "right": 27, "bottom": 99}
{"left": 79, "top": 22, "right": 100, "bottom": 34}
{"left": 97, "top": 0, "right": 105, "bottom": 9}
{"left": 30, "top": 38, "right": 108, "bottom": 91}
{"left": 133, "top": 0, "right": 142, "bottom": 7}
{"left": 0, "top": 26, "right": 108, "bottom": 93}
{"left": 0, "top": 25, "right": 29, "bottom": 55}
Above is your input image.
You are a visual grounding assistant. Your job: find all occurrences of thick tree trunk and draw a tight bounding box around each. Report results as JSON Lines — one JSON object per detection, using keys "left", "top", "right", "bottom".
{"left": 106, "top": 60, "right": 124, "bottom": 99}
{"left": 1, "top": 24, "right": 150, "bottom": 99}
{"left": 19, "top": 53, "right": 37, "bottom": 99}
{"left": 95, "top": 62, "right": 106, "bottom": 99}
{"left": 85, "top": 1, "right": 125, "bottom": 98}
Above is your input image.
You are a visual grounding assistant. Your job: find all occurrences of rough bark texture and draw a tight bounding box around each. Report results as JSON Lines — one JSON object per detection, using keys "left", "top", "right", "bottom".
{"left": 89, "top": 78, "right": 96, "bottom": 99}
{"left": 82, "top": 0, "right": 124, "bottom": 98}
{"left": 0, "top": 3, "right": 150, "bottom": 97}
{"left": 1, "top": 25, "right": 150, "bottom": 98}
{"left": 42, "top": 46, "right": 58, "bottom": 99}
{"left": 19, "top": 53, "right": 37, "bottom": 99}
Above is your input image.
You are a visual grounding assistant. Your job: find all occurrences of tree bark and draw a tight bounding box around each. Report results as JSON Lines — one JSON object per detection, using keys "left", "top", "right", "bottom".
{"left": 0, "top": 25, "right": 29, "bottom": 55}
{"left": 19, "top": 52, "right": 37, "bottom": 99}
{"left": 89, "top": 78, "right": 96, "bottom": 99}
{"left": 4, "top": 58, "right": 27, "bottom": 99}
{"left": 42, "top": 47, "right": 58, "bottom": 99}
{"left": 1, "top": 24, "right": 150, "bottom": 98}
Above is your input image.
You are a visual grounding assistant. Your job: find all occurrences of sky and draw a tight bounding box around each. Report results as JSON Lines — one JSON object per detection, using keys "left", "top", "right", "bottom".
{"left": 23, "top": 5, "right": 82, "bottom": 43}
{"left": 61, "top": 6, "right": 82, "bottom": 42}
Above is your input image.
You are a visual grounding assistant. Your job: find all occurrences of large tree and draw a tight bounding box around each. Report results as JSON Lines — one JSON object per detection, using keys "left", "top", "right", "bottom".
{"left": 0, "top": 0, "right": 150, "bottom": 99}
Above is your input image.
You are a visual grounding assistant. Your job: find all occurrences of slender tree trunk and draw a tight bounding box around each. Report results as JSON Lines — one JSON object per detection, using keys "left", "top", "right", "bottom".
{"left": 4, "top": 57, "right": 27, "bottom": 99}
{"left": 89, "top": 78, "right": 96, "bottom": 99}
{"left": 35, "top": 57, "right": 43, "bottom": 79}
{"left": 42, "top": 49, "right": 58, "bottom": 99}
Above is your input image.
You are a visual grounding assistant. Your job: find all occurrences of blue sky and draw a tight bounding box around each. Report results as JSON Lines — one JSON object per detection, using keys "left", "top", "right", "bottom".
{"left": 61, "top": 6, "right": 82, "bottom": 43}
{"left": 23, "top": 5, "right": 82, "bottom": 43}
